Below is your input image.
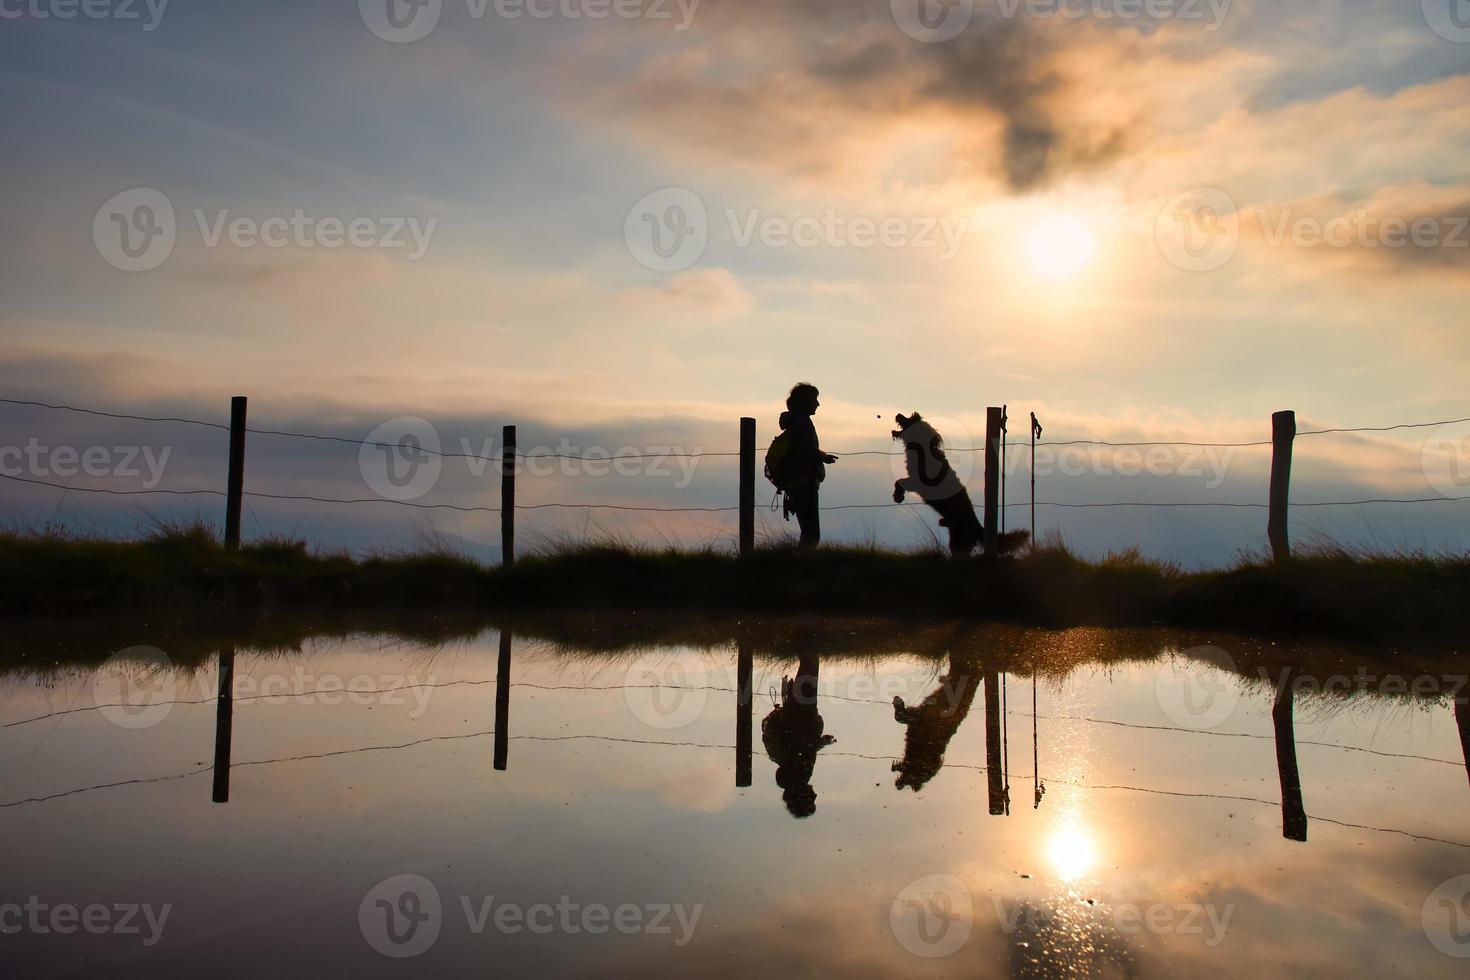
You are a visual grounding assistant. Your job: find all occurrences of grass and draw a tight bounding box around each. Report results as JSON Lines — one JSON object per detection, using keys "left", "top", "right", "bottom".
{"left": 1, "top": 523, "right": 1468, "bottom": 644}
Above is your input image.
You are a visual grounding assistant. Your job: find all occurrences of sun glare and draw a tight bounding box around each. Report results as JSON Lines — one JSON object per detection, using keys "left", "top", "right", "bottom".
{"left": 1046, "top": 822, "right": 1099, "bottom": 882}
{"left": 1027, "top": 213, "right": 1098, "bottom": 281}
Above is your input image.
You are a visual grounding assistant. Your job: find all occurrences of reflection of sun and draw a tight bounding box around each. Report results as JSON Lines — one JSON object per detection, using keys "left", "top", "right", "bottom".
{"left": 1047, "top": 822, "right": 1098, "bottom": 882}
{"left": 1027, "top": 213, "right": 1097, "bottom": 281}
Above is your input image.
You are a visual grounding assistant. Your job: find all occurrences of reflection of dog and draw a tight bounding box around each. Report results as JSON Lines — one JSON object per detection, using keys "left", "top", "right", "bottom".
{"left": 891, "top": 412, "right": 1027, "bottom": 556}
{"left": 892, "top": 658, "right": 978, "bottom": 792}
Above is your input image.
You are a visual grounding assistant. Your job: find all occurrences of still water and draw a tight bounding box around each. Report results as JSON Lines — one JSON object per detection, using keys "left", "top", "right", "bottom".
{"left": 2, "top": 620, "right": 1468, "bottom": 978}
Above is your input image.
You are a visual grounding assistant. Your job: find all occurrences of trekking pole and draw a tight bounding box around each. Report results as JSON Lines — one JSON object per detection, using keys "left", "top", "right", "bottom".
{"left": 1032, "top": 669, "right": 1044, "bottom": 809}
{"left": 1001, "top": 670, "right": 1011, "bottom": 815}
{"left": 1000, "top": 404, "right": 1007, "bottom": 534}
{"left": 1029, "top": 412, "right": 1043, "bottom": 544}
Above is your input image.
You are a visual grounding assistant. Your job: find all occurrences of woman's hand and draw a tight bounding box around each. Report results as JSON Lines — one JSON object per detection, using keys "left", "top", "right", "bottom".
{"left": 822, "top": 453, "right": 838, "bottom": 465}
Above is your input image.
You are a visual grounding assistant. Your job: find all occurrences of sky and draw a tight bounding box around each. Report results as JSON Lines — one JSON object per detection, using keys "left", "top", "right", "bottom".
{"left": 1, "top": 0, "right": 1468, "bottom": 564}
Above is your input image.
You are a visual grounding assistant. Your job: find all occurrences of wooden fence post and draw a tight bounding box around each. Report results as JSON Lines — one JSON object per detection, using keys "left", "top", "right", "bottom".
{"left": 736, "top": 639, "right": 752, "bottom": 787}
{"left": 501, "top": 424, "right": 516, "bottom": 568}
{"left": 224, "top": 396, "right": 247, "bottom": 549}
{"left": 739, "top": 417, "right": 755, "bottom": 557}
{"left": 1268, "top": 410, "right": 1295, "bottom": 562}
{"left": 983, "top": 407, "right": 1003, "bottom": 558}
{"left": 1273, "top": 674, "right": 1308, "bottom": 841}
{"left": 211, "top": 645, "right": 235, "bottom": 804}
{"left": 494, "top": 628, "right": 511, "bottom": 771}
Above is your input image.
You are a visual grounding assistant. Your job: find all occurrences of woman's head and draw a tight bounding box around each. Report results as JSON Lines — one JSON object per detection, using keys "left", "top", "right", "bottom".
{"left": 787, "top": 382, "right": 820, "bottom": 415}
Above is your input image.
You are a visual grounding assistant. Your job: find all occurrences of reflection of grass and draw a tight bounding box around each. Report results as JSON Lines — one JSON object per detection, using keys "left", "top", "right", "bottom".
{"left": 3, "top": 524, "right": 1469, "bottom": 644}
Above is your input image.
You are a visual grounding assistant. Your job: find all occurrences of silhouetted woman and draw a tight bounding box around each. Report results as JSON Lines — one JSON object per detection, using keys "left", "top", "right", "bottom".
{"left": 761, "top": 650, "right": 833, "bottom": 817}
{"left": 778, "top": 383, "right": 837, "bottom": 548}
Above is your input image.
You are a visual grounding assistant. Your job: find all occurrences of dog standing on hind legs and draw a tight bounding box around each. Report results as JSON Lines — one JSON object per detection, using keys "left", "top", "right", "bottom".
{"left": 891, "top": 412, "right": 1028, "bottom": 557}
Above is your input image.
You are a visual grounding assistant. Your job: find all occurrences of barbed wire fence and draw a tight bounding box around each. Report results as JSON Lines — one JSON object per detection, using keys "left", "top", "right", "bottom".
{"left": 2, "top": 395, "right": 1468, "bottom": 561}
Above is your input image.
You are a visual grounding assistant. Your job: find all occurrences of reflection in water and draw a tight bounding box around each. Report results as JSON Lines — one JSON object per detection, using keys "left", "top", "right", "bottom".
{"left": 985, "top": 670, "right": 1007, "bottom": 815}
{"left": 1046, "top": 817, "right": 1099, "bottom": 883}
{"left": 210, "top": 645, "right": 234, "bottom": 804}
{"left": 736, "top": 641, "right": 752, "bottom": 788}
{"left": 1273, "top": 674, "right": 1308, "bottom": 842}
{"left": 1458, "top": 697, "right": 1470, "bottom": 789}
{"left": 891, "top": 653, "right": 978, "bottom": 792}
{"left": 494, "top": 629, "right": 512, "bottom": 771}
{"left": 761, "top": 650, "right": 833, "bottom": 818}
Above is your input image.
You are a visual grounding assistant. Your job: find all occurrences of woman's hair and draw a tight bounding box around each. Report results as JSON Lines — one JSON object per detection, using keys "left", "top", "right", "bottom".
{"left": 786, "top": 382, "right": 819, "bottom": 413}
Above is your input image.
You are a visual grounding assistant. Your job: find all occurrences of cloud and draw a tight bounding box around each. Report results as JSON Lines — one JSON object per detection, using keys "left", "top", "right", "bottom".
{"left": 617, "top": 268, "right": 754, "bottom": 322}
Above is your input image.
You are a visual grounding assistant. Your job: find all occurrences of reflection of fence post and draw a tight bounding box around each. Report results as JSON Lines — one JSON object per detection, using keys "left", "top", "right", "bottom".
{"left": 494, "top": 629, "right": 512, "bottom": 771}
{"left": 1456, "top": 696, "right": 1469, "bottom": 790}
{"left": 211, "top": 645, "right": 235, "bottom": 804}
{"left": 501, "top": 425, "right": 516, "bottom": 568}
{"left": 1268, "top": 410, "right": 1295, "bottom": 563}
{"left": 739, "top": 417, "right": 755, "bottom": 558}
{"left": 983, "top": 407, "right": 1003, "bottom": 558}
{"left": 984, "top": 670, "right": 1005, "bottom": 815}
{"left": 1273, "top": 674, "right": 1308, "bottom": 842}
{"left": 224, "top": 396, "right": 247, "bottom": 549}
{"left": 736, "top": 640, "right": 752, "bottom": 787}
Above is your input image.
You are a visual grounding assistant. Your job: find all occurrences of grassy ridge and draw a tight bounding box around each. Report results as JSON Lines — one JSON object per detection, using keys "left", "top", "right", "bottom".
{"left": 2, "top": 525, "right": 1467, "bottom": 642}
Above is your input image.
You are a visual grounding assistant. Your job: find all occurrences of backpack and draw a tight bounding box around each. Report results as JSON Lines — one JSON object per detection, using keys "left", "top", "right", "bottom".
{"left": 764, "top": 431, "right": 794, "bottom": 491}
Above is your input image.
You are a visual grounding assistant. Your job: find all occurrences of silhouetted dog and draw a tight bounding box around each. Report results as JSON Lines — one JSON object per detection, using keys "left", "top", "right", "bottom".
{"left": 892, "top": 658, "right": 978, "bottom": 792}
{"left": 891, "top": 412, "right": 1028, "bottom": 556}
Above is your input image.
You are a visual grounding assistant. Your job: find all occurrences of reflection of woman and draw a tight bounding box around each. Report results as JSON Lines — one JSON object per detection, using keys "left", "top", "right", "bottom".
{"left": 761, "top": 651, "right": 833, "bottom": 818}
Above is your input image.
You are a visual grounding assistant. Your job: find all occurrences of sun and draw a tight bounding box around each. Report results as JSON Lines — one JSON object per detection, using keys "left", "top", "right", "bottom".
{"left": 1027, "top": 213, "right": 1098, "bottom": 282}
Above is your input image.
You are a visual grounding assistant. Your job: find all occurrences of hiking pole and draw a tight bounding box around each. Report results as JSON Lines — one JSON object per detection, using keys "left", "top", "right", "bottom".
{"left": 1029, "top": 413, "right": 1043, "bottom": 544}
{"left": 1001, "top": 670, "right": 1011, "bottom": 815}
{"left": 1033, "top": 669, "right": 1044, "bottom": 809}
{"left": 1000, "top": 404, "right": 1007, "bottom": 534}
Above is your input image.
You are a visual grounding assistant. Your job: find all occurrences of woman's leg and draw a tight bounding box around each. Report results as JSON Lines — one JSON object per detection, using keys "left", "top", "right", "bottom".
{"left": 792, "top": 484, "right": 821, "bottom": 547}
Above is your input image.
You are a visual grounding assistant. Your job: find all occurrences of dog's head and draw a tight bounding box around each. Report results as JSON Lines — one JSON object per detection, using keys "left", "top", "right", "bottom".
{"left": 892, "top": 412, "right": 942, "bottom": 449}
